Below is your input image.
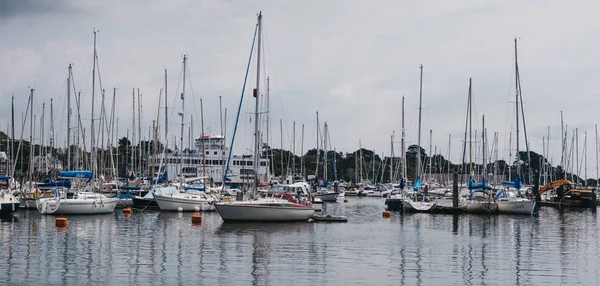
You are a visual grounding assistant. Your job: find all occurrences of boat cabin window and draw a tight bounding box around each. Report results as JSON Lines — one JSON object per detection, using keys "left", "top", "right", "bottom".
{"left": 260, "top": 161, "right": 266, "bottom": 166}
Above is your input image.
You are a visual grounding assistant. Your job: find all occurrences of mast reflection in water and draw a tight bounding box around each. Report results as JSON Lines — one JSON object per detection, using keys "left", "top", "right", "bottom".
{"left": 1, "top": 200, "right": 600, "bottom": 285}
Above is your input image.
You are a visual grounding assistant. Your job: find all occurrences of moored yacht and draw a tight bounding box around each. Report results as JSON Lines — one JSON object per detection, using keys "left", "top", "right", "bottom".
{"left": 36, "top": 171, "right": 118, "bottom": 215}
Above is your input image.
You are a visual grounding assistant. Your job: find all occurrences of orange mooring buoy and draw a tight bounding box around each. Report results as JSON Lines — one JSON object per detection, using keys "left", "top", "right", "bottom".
{"left": 382, "top": 211, "right": 391, "bottom": 218}
{"left": 56, "top": 217, "right": 68, "bottom": 228}
{"left": 123, "top": 208, "right": 132, "bottom": 214}
{"left": 344, "top": 199, "right": 348, "bottom": 203}
{"left": 192, "top": 213, "right": 203, "bottom": 225}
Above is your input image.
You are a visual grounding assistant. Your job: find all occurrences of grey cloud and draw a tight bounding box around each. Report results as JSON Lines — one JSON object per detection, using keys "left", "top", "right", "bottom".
{"left": 0, "top": 0, "right": 75, "bottom": 18}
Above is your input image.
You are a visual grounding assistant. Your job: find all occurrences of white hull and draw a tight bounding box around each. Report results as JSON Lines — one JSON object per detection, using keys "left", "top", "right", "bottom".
{"left": 215, "top": 202, "right": 315, "bottom": 222}
{"left": 464, "top": 201, "right": 497, "bottom": 213}
{"left": 314, "top": 192, "right": 338, "bottom": 202}
{"left": 154, "top": 193, "right": 216, "bottom": 212}
{"left": 497, "top": 199, "right": 535, "bottom": 215}
{"left": 37, "top": 197, "right": 118, "bottom": 215}
{"left": 403, "top": 199, "right": 437, "bottom": 212}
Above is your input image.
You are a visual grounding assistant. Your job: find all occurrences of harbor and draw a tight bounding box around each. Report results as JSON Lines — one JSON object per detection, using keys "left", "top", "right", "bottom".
{"left": 2, "top": 198, "right": 600, "bottom": 285}
{"left": 3, "top": 1, "right": 600, "bottom": 285}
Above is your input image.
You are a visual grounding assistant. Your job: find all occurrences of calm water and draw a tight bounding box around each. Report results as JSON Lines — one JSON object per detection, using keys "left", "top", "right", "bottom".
{"left": 1, "top": 199, "right": 599, "bottom": 286}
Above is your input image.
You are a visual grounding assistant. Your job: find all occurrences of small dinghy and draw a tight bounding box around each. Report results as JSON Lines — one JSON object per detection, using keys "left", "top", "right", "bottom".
{"left": 311, "top": 214, "right": 348, "bottom": 222}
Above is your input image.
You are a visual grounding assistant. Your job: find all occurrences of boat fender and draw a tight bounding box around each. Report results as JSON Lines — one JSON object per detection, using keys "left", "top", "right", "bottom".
{"left": 93, "top": 201, "right": 98, "bottom": 208}
{"left": 101, "top": 200, "right": 105, "bottom": 208}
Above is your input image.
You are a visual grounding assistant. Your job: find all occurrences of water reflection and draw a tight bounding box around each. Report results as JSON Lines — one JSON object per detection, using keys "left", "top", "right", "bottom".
{"left": 2, "top": 201, "right": 600, "bottom": 285}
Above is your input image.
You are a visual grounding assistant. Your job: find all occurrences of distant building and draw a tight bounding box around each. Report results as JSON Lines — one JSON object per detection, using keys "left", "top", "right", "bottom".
{"left": 32, "top": 155, "right": 63, "bottom": 173}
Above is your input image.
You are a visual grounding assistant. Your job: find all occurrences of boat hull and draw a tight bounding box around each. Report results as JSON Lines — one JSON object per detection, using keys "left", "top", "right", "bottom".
{"left": 314, "top": 192, "right": 338, "bottom": 202}
{"left": 403, "top": 200, "right": 436, "bottom": 212}
{"left": 497, "top": 200, "right": 535, "bottom": 215}
{"left": 385, "top": 198, "right": 403, "bottom": 211}
{"left": 37, "top": 198, "right": 118, "bottom": 215}
{"left": 132, "top": 197, "right": 160, "bottom": 209}
{"left": 215, "top": 203, "right": 315, "bottom": 222}
{"left": 154, "top": 194, "right": 216, "bottom": 212}
{"left": 464, "top": 201, "right": 497, "bottom": 213}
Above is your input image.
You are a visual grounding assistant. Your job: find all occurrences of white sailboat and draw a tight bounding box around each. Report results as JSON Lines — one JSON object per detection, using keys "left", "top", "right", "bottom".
{"left": 497, "top": 38, "right": 535, "bottom": 215}
{"left": 36, "top": 171, "right": 118, "bottom": 215}
{"left": 214, "top": 12, "right": 315, "bottom": 222}
{"left": 403, "top": 65, "right": 437, "bottom": 213}
{"left": 464, "top": 114, "right": 498, "bottom": 213}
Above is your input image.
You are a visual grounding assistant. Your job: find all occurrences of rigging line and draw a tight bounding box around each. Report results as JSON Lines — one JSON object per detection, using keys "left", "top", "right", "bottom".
{"left": 262, "top": 22, "right": 290, "bottom": 142}
{"left": 222, "top": 22, "right": 259, "bottom": 192}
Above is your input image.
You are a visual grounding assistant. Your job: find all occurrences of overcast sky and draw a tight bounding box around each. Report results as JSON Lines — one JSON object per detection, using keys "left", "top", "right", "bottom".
{"left": 1, "top": 0, "right": 599, "bottom": 177}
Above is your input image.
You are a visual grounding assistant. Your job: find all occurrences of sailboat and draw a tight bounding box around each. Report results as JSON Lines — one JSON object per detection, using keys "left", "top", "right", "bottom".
{"left": 152, "top": 55, "right": 218, "bottom": 212}
{"left": 36, "top": 171, "right": 118, "bottom": 215}
{"left": 464, "top": 115, "right": 497, "bottom": 213}
{"left": 214, "top": 12, "right": 315, "bottom": 222}
{"left": 313, "top": 122, "right": 339, "bottom": 202}
{"left": 496, "top": 38, "right": 535, "bottom": 215}
{"left": 403, "top": 65, "right": 436, "bottom": 213}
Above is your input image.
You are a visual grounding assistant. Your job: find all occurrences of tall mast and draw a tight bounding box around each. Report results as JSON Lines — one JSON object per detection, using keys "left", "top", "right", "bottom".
{"left": 67, "top": 64, "right": 72, "bottom": 170}
{"left": 28, "top": 89, "right": 34, "bottom": 189}
{"left": 280, "top": 119, "right": 283, "bottom": 179}
{"left": 179, "top": 55, "right": 187, "bottom": 184}
{"left": 164, "top": 69, "right": 168, "bottom": 142}
{"left": 131, "top": 87, "right": 135, "bottom": 174}
{"left": 468, "top": 78, "right": 473, "bottom": 176}
{"left": 10, "top": 96, "right": 15, "bottom": 176}
{"left": 429, "top": 129, "right": 432, "bottom": 181}
{"left": 514, "top": 38, "right": 520, "bottom": 178}
{"left": 482, "top": 115, "right": 486, "bottom": 181}
{"left": 585, "top": 131, "right": 588, "bottom": 187}
{"left": 200, "top": 98, "right": 206, "bottom": 178}
{"left": 91, "top": 29, "right": 97, "bottom": 178}
{"left": 220, "top": 95, "right": 225, "bottom": 178}
{"left": 76, "top": 92, "right": 81, "bottom": 170}
{"left": 359, "top": 140, "right": 363, "bottom": 183}
{"left": 315, "top": 111, "right": 320, "bottom": 178}
{"left": 292, "top": 121, "right": 296, "bottom": 176}
{"left": 417, "top": 64, "right": 423, "bottom": 180}
{"left": 138, "top": 89, "right": 142, "bottom": 175}
{"left": 50, "top": 99, "right": 55, "bottom": 170}
{"left": 265, "top": 77, "right": 270, "bottom": 171}
{"left": 447, "top": 134, "right": 451, "bottom": 183}
{"left": 252, "top": 12, "right": 262, "bottom": 194}
{"left": 401, "top": 96, "right": 406, "bottom": 180}
{"left": 323, "top": 123, "right": 328, "bottom": 181}
{"left": 301, "top": 124, "right": 305, "bottom": 177}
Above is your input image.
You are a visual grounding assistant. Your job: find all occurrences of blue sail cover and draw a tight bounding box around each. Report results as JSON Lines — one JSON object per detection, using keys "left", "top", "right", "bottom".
{"left": 37, "top": 180, "right": 71, "bottom": 188}
{"left": 152, "top": 171, "right": 168, "bottom": 184}
{"left": 0, "top": 176, "right": 11, "bottom": 181}
{"left": 399, "top": 178, "right": 405, "bottom": 190}
{"left": 119, "top": 185, "right": 141, "bottom": 191}
{"left": 413, "top": 177, "right": 421, "bottom": 191}
{"left": 501, "top": 175, "right": 522, "bottom": 189}
{"left": 468, "top": 176, "right": 493, "bottom": 190}
{"left": 58, "top": 171, "right": 93, "bottom": 179}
